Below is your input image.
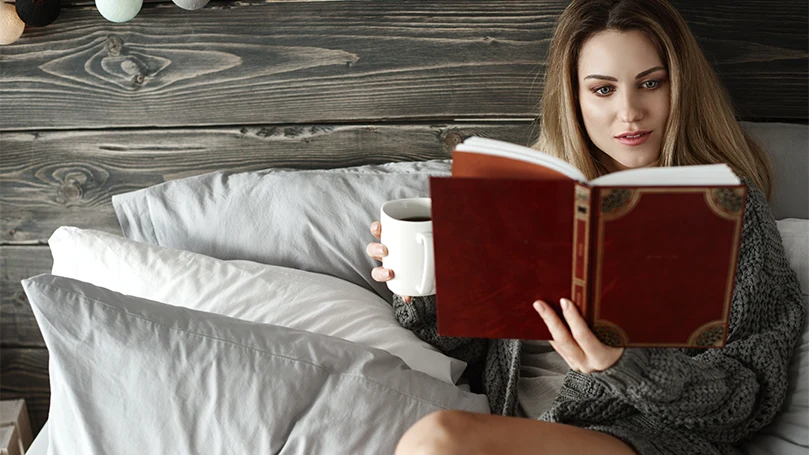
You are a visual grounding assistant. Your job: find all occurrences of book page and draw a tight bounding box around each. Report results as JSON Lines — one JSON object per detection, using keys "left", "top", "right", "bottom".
{"left": 457, "top": 137, "right": 587, "bottom": 182}
{"left": 589, "top": 164, "right": 740, "bottom": 186}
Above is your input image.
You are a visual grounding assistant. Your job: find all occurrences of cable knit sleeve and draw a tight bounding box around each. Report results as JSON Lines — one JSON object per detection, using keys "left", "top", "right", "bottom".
{"left": 391, "top": 294, "right": 488, "bottom": 369}
{"left": 587, "top": 183, "right": 805, "bottom": 443}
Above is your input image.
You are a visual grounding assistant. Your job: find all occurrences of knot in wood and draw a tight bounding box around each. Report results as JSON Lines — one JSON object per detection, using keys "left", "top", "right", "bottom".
{"left": 443, "top": 131, "right": 463, "bottom": 148}
{"left": 133, "top": 74, "right": 145, "bottom": 85}
{"left": 106, "top": 35, "right": 123, "bottom": 56}
{"left": 59, "top": 182, "right": 83, "bottom": 202}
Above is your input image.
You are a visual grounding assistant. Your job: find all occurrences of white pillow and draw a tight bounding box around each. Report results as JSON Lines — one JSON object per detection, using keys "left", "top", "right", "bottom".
{"left": 111, "top": 159, "right": 452, "bottom": 302}
{"left": 740, "top": 122, "right": 808, "bottom": 220}
{"left": 743, "top": 218, "right": 809, "bottom": 455}
{"left": 48, "top": 226, "right": 465, "bottom": 384}
{"left": 23, "top": 274, "right": 489, "bottom": 454}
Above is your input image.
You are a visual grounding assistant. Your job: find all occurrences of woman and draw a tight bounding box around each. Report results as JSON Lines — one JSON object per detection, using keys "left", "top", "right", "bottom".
{"left": 366, "top": 0, "right": 804, "bottom": 454}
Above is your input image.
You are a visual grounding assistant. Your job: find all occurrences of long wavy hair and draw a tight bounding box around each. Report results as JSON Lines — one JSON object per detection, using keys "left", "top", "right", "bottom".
{"left": 534, "top": 0, "right": 773, "bottom": 197}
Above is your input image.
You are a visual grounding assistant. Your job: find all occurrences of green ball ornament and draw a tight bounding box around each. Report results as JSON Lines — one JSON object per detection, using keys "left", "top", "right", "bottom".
{"left": 172, "top": 0, "right": 209, "bottom": 10}
{"left": 96, "top": 0, "right": 142, "bottom": 23}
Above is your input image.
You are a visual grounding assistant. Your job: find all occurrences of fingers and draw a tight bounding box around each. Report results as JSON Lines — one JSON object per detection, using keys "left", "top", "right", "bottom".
{"left": 368, "top": 221, "right": 411, "bottom": 304}
{"left": 535, "top": 298, "right": 625, "bottom": 373}
{"left": 559, "top": 298, "right": 603, "bottom": 356}
{"left": 533, "top": 300, "right": 585, "bottom": 368}
{"left": 365, "top": 242, "right": 388, "bottom": 262}
{"left": 371, "top": 266, "right": 394, "bottom": 282}
{"left": 370, "top": 221, "right": 382, "bottom": 239}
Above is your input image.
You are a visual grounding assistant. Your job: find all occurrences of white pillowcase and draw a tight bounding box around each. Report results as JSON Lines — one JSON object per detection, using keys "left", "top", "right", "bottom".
{"left": 24, "top": 274, "right": 489, "bottom": 454}
{"left": 744, "top": 218, "right": 809, "bottom": 455}
{"left": 48, "top": 226, "right": 465, "bottom": 384}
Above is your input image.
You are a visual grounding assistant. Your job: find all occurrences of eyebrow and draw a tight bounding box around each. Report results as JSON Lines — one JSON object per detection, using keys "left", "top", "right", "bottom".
{"left": 583, "top": 66, "right": 667, "bottom": 82}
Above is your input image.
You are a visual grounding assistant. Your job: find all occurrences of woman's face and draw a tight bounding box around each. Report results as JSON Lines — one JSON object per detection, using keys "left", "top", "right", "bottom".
{"left": 577, "top": 30, "right": 670, "bottom": 172}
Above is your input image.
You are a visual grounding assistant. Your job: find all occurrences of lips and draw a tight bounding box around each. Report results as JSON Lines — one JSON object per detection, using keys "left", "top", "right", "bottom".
{"left": 615, "top": 131, "right": 651, "bottom": 139}
{"left": 615, "top": 130, "right": 652, "bottom": 146}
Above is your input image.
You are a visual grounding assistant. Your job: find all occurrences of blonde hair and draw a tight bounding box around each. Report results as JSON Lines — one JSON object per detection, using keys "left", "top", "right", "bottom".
{"left": 534, "top": 0, "right": 773, "bottom": 197}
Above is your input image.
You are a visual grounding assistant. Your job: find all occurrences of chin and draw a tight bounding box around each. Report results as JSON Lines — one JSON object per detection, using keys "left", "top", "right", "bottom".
{"left": 614, "top": 153, "right": 660, "bottom": 170}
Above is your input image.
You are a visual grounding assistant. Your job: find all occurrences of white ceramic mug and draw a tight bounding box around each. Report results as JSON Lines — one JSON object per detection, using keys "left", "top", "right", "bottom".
{"left": 380, "top": 197, "right": 435, "bottom": 297}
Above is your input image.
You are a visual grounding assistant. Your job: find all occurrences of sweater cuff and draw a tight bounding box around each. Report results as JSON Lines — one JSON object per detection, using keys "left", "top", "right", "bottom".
{"left": 391, "top": 294, "right": 435, "bottom": 331}
{"left": 590, "top": 348, "right": 651, "bottom": 393}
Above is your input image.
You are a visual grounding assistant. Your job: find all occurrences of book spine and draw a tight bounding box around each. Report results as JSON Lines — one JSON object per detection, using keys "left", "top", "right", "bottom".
{"left": 571, "top": 184, "right": 591, "bottom": 316}
{"left": 586, "top": 187, "right": 601, "bottom": 324}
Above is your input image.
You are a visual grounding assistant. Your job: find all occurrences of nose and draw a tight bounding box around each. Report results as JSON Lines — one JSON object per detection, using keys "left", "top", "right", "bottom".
{"left": 618, "top": 91, "right": 644, "bottom": 123}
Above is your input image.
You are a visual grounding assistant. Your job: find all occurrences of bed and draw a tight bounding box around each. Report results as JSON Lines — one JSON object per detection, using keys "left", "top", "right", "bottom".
{"left": 0, "top": 1, "right": 806, "bottom": 454}
{"left": 21, "top": 122, "right": 809, "bottom": 455}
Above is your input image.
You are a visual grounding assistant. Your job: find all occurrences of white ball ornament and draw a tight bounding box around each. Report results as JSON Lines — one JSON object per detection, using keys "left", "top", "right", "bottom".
{"left": 172, "top": 0, "right": 209, "bottom": 11}
{"left": 0, "top": 2, "right": 25, "bottom": 45}
{"left": 96, "top": 0, "right": 142, "bottom": 23}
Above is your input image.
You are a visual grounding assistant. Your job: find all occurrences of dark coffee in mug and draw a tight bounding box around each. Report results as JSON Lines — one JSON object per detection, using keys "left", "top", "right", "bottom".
{"left": 401, "top": 216, "right": 431, "bottom": 222}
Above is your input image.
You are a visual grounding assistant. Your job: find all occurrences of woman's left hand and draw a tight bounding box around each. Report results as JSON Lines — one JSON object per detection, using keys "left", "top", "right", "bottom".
{"left": 533, "top": 298, "right": 624, "bottom": 374}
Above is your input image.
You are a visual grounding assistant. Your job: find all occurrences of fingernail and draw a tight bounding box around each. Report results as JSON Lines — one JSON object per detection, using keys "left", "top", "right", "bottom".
{"left": 383, "top": 269, "right": 391, "bottom": 278}
{"left": 533, "top": 301, "right": 544, "bottom": 314}
{"left": 560, "top": 298, "right": 569, "bottom": 310}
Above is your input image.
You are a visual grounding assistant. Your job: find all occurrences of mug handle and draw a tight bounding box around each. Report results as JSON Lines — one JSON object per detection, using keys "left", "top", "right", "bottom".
{"left": 416, "top": 232, "right": 434, "bottom": 295}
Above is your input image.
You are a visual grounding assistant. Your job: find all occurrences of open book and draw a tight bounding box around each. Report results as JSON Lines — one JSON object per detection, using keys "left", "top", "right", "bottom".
{"left": 429, "top": 137, "right": 747, "bottom": 348}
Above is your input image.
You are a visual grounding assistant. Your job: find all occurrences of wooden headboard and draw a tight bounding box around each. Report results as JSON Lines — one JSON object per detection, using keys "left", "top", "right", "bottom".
{"left": 1, "top": 0, "right": 807, "bottom": 436}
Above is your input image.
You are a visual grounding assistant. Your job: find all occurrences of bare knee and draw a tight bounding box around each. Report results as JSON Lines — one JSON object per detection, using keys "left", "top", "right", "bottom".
{"left": 395, "top": 410, "right": 479, "bottom": 455}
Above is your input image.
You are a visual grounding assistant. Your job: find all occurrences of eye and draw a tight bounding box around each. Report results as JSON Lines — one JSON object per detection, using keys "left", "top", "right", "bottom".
{"left": 593, "top": 86, "right": 613, "bottom": 96}
{"left": 641, "top": 80, "right": 660, "bottom": 89}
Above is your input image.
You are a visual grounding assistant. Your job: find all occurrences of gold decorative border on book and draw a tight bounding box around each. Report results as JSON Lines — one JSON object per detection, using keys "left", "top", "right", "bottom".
{"left": 592, "top": 188, "right": 742, "bottom": 347}
{"left": 592, "top": 320, "right": 628, "bottom": 347}
{"left": 599, "top": 189, "right": 641, "bottom": 221}
{"left": 705, "top": 187, "right": 746, "bottom": 220}
{"left": 687, "top": 320, "right": 727, "bottom": 347}
{"left": 570, "top": 185, "right": 591, "bottom": 310}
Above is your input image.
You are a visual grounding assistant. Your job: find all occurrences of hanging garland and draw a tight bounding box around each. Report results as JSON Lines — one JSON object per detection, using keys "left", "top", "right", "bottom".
{"left": 0, "top": 0, "right": 211, "bottom": 45}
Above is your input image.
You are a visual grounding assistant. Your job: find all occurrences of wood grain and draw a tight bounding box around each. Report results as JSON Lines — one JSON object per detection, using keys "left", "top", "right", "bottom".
{"left": 0, "top": 0, "right": 559, "bottom": 130}
{"left": 0, "top": 347, "right": 49, "bottom": 437}
{"left": 0, "top": 247, "right": 50, "bottom": 347}
{"left": 1, "top": 0, "right": 806, "bottom": 131}
{"left": 1, "top": 122, "right": 537, "bottom": 244}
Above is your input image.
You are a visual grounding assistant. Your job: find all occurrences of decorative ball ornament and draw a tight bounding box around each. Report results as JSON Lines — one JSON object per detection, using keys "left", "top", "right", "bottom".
{"left": 0, "top": 2, "right": 25, "bottom": 45}
{"left": 96, "top": 0, "right": 142, "bottom": 22}
{"left": 15, "top": 0, "right": 60, "bottom": 27}
{"left": 172, "top": 0, "right": 209, "bottom": 11}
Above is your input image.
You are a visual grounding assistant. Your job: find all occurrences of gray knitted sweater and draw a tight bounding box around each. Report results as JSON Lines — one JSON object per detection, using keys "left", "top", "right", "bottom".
{"left": 392, "top": 183, "right": 804, "bottom": 455}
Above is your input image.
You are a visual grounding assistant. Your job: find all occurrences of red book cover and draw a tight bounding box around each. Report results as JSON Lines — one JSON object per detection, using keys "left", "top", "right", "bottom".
{"left": 430, "top": 138, "right": 746, "bottom": 348}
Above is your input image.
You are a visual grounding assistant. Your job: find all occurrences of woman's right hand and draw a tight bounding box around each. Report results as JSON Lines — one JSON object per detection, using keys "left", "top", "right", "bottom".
{"left": 366, "top": 221, "right": 412, "bottom": 303}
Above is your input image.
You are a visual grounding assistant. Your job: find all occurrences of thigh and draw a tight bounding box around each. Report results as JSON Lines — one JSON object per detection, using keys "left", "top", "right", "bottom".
{"left": 396, "top": 410, "right": 638, "bottom": 455}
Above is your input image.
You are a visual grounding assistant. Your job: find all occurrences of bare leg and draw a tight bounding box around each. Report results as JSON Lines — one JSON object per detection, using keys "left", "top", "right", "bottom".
{"left": 395, "top": 410, "right": 638, "bottom": 455}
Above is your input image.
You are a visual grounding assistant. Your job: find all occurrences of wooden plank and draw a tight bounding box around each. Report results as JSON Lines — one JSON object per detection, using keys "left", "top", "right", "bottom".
{"left": 0, "top": 0, "right": 560, "bottom": 130}
{"left": 0, "top": 348, "right": 49, "bottom": 437}
{"left": 1, "top": 122, "right": 537, "bottom": 243}
{"left": 0, "top": 246, "right": 50, "bottom": 347}
{"left": 2, "top": 0, "right": 807, "bottom": 130}
{"left": 669, "top": 0, "right": 809, "bottom": 121}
